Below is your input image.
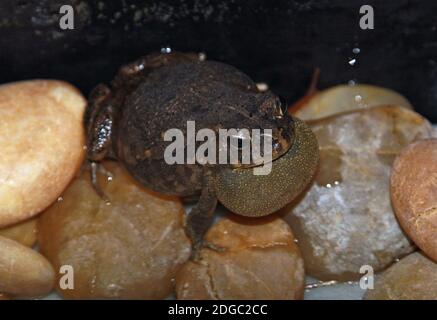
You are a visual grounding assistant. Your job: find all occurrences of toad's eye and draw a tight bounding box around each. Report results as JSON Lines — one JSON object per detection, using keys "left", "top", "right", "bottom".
{"left": 272, "top": 138, "right": 280, "bottom": 151}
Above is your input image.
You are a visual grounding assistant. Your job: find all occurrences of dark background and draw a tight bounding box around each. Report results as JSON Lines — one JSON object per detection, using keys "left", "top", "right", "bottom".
{"left": 0, "top": 0, "right": 436, "bottom": 122}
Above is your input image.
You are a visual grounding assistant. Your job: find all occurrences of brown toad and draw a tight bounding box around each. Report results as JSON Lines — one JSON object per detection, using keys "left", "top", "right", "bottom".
{"left": 85, "top": 52, "right": 317, "bottom": 258}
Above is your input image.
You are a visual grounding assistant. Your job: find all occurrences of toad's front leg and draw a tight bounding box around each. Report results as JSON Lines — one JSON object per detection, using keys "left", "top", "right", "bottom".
{"left": 185, "top": 172, "right": 222, "bottom": 261}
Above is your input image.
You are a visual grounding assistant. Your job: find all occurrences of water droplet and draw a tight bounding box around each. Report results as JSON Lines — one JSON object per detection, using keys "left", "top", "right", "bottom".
{"left": 352, "top": 47, "right": 361, "bottom": 54}
{"left": 107, "top": 176, "right": 113, "bottom": 182}
{"left": 348, "top": 58, "right": 357, "bottom": 66}
{"left": 198, "top": 52, "right": 207, "bottom": 61}
{"left": 256, "top": 82, "right": 269, "bottom": 92}
{"left": 160, "top": 47, "right": 172, "bottom": 54}
{"left": 57, "top": 196, "right": 63, "bottom": 202}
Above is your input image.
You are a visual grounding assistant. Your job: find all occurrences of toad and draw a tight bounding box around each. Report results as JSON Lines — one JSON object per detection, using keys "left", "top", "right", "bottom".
{"left": 85, "top": 52, "right": 318, "bottom": 258}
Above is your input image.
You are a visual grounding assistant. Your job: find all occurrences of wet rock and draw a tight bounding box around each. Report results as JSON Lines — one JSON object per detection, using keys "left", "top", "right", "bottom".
{"left": 176, "top": 215, "right": 305, "bottom": 300}
{"left": 0, "top": 235, "right": 54, "bottom": 297}
{"left": 364, "top": 252, "right": 437, "bottom": 300}
{"left": 391, "top": 139, "right": 437, "bottom": 262}
{"left": 0, "top": 80, "right": 86, "bottom": 227}
{"left": 0, "top": 218, "right": 38, "bottom": 247}
{"left": 282, "top": 105, "right": 433, "bottom": 281}
{"left": 38, "top": 161, "right": 191, "bottom": 299}
{"left": 291, "top": 84, "right": 412, "bottom": 120}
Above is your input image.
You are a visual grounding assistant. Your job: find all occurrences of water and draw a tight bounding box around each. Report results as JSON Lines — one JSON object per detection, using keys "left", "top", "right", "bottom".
{"left": 160, "top": 47, "right": 172, "bottom": 54}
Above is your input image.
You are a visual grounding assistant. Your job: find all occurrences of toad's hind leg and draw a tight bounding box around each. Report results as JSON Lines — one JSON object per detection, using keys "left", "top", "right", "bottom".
{"left": 186, "top": 174, "right": 222, "bottom": 261}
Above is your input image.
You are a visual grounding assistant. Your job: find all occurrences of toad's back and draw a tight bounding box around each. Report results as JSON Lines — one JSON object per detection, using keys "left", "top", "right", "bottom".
{"left": 115, "top": 60, "right": 265, "bottom": 196}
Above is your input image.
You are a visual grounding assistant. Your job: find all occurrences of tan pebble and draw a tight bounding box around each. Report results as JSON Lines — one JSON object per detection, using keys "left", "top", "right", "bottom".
{"left": 391, "top": 139, "right": 437, "bottom": 262}
{"left": 176, "top": 215, "right": 305, "bottom": 300}
{"left": 364, "top": 252, "right": 437, "bottom": 300}
{"left": 290, "top": 84, "right": 412, "bottom": 120}
{"left": 282, "top": 106, "right": 432, "bottom": 281}
{"left": 38, "top": 161, "right": 191, "bottom": 299}
{"left": 0, "top": 218, "right": 38, "bottom": 247}
{"left": 0, "top": 80, "right": 86, "bottom": 227}
{"left": 0, "top": 235, "right": 55, "bottom": 297}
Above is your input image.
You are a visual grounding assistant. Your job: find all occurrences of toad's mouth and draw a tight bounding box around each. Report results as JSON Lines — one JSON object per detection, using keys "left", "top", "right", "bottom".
{"left": 229, "top": 142, "right": 292, "bottom": 169}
